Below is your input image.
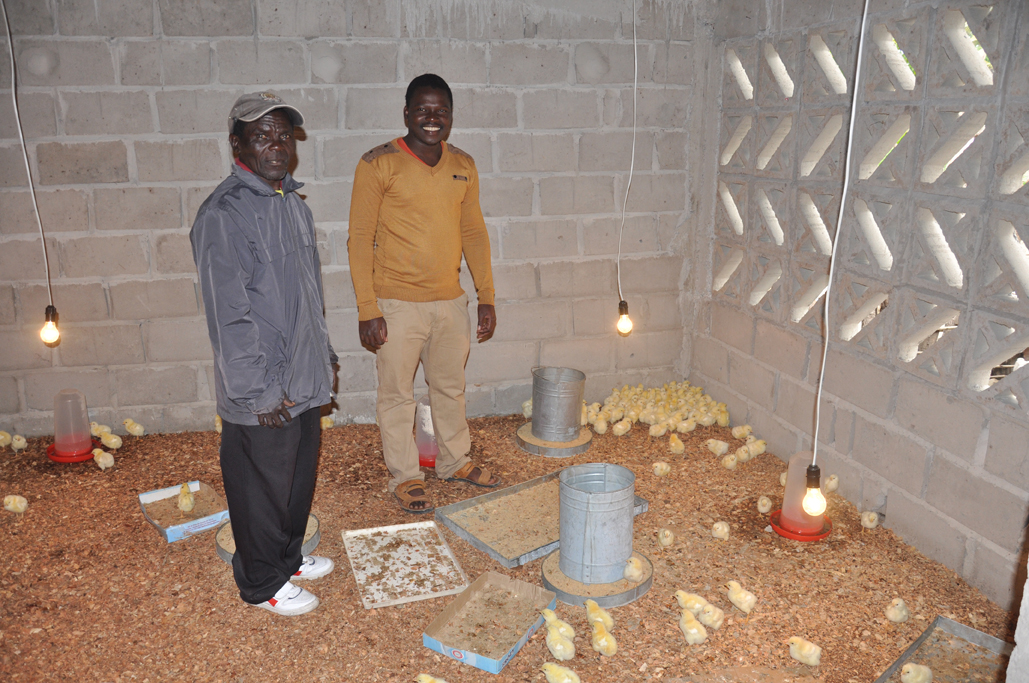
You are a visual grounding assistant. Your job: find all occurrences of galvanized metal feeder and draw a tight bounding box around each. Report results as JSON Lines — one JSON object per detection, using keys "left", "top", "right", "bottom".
{"left": 541, "top": 463, "right": 652, "bottom": 607}
{"left": 516, "top": 367, "right": 592, "bottom": 458}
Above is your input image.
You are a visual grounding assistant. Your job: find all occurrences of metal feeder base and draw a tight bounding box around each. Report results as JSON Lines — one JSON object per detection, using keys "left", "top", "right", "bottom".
{"left": 515, "top": 422, "right": 592, "bottom": 458}
{"left": 541, "top": 549, "right": 652, "bottom": 608}
{"left": 216, "top": 514, "right": 321, "bottom": 564}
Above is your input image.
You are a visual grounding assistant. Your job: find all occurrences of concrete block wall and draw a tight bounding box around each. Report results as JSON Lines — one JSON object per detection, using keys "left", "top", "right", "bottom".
{"left": 690, "top": 0, "right": 1029, "bottom": 610}
{"left": 0, "top": 0, "right": 698, "bottom": 435}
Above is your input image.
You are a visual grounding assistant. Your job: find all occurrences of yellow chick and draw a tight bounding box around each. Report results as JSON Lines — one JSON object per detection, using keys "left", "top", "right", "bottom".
{"left": 95, "top": 424, "right": 112, "bottom": 435}
{"left": 678, "top": 610, "right": 708, "bottom": 645}
{"left": 715, "top": 411, "right": 730, "bottom": 427}
{"left": 608, "top": 406, "right": 624, "bottom": 422}
{"left": 676, "top": 418, "right": 697, "bottom": 433}
{"left": 320, "top": 415, "right": 334, "bottom": 430}
{"left": 541, "top": 662, "right": 580, "bottom": 683}
{"left": 780, "top": 471, "right": 788, "bottom": 486}
{"left": 3, "top": 494, "right": 28, "bottom": 516}
{"left": 415, "top": 675, "right": 449, "bottom": 683}
{"left": 0, "top": 431, "right": 11, "bottom": 449}
{"left": 735, "top": 445, "right": 752, "bottom": 463}
{"left": 100, "top": 432, "right": 122, "bottom": 450}
{"left": 787, "top": 636, "right": 822, "bottom": 666}
{"left": 746, "top": 434, "right": 757, "bottom": 444}
{"left": 726, "top": 581, "right": 757, "bottom": 616}
{"left": 92, "top": 448, "right": 115, "bottom": 471}
{"left": 215, "top": 415, "right": 223, "bottom": 433}
{"left": 697, "top": 413, "right": 718, "bottom": 426}
{"left": 589, "top": 619, "right": 617, "bottom": 656}
{"left": 649, "top": 422, "right": 668, "bottom": 437}
{"left": 712, "top": 521, "right": 730, "bottom": 540}
{"left": 747, "top": 439, "right": 767, "bottom": 457}
{"left": 177, "top": 483, "right": 195, "bottom": 517}
{"left": 541, "top": 608, "right": 575, "bottom": 641}
{"left": 581, "top": 403, "right": 588, "bottom": 427}
{"left": 824, "top": 474, "right": 839, "bottom": 493}
{"left": 545, "top": 623, "right": 576, "bottom": 661}
{"left": 584, "top": 598, "right": 614, "bottom": 631}
{"left": 721, "top": 453, "right": 737, "bottom": 470}
{"left": 705, "top": 439, "right": 729, "bottom": 456}
{"left": 623, "top": 556, "right": 645, "bottom": 583}
{"left": 674, "top": 591, "right": 708, "bottom": 616}
{"left": 611, "top": 419, "right": 631, "bottom": 436}
{"left": 668, "top": 433, "right": 685, "bottom": 454}
{"left": 757, "top": 496, "right": 772, "bottom": 514}
{"left": 900, "top": 663, "right": 933, "bottom": 683}
{"left": 885, "top": 598, "right": 910, "bottom": 623}
{"left": 652, "top": 461, "right": 671, "bottom": 477}
{"left": 594, "top": 418, "right": 608, "bottom": 435}
{"left": 123, "top": 419, "right": 145, "bottom": 437}
{"left": 657, "top": 528, "right": 675, "bottom": 547}
{"left": 89, "top": 422, "right": 102, "bottom": 437}
{"left": 731, "top": 424, "right": 752, "bottom": 439}
{"left": 11, "top": 435, "right": 27, "bottom": 453}
{"left": 861, "top": 510, "right": 879, "bottom": 530}
{"left": 699, "top": 603, "right": 725, "bottom": 630}
{"left": 522, "top": 398, "right": 532, "bottom": 419}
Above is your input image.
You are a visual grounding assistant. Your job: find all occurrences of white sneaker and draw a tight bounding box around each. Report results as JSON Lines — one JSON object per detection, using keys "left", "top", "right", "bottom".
{"left": 292, "top": 555, "right": 334, "bottom": 580}
{"left": 254, "top": 581, "right": 319, "bottom": 616}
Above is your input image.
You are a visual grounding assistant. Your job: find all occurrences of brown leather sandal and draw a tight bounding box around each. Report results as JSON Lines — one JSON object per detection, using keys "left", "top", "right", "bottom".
{"left": 445, "top": 462, "right": 501, "bottom": 488}
{"left": 394, "top": 479, "right": 433, "bottom": 514}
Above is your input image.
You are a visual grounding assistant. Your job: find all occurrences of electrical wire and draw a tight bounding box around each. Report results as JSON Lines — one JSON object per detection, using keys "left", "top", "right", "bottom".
{"left": 1, "top": 0, "right": 53, "bottom": 306}
{"left": 811, "top": 0, "right": 872, "bottom": 468}
{"left": 615, "top": 0, "right": 639, "bottom": 302}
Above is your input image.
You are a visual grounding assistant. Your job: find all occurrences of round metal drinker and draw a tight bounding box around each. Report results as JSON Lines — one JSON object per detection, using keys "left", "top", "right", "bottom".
{"left": 515, "top": 422, "right": 592, "bottom": 457}
{"left": 216, "top": 514, "right": 321, "bottom": 564}
{"left": 541, "top": 549, "right": 653, "bottom": 608}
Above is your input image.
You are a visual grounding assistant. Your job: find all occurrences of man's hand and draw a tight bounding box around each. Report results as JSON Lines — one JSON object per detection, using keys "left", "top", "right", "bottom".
{"left": 258, "top": 398, "right": 295, "bottom": 428}
{"left": 359, "top": 317, "right": 388, "bottom": 351}
{"left": 477, "top": 304, "right": 497, "bottom": 343}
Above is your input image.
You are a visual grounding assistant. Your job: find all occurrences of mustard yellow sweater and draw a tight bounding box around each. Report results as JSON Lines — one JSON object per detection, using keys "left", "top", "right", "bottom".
{"left": 347, "top": 139, "right": 495, "bottom": 321}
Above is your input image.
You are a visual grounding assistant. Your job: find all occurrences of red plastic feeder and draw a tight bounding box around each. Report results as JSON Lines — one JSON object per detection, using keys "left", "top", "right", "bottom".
{"left": 770, "top": 509, "right": 833, "bottom": 542}
{"left": 47, "top": 437, "right": 102, "bottom": 463}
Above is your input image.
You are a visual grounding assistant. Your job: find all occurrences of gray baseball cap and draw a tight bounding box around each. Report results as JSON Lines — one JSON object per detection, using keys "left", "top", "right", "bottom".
{"left": 228, "top": 92, "right": 305, "bottom": 133}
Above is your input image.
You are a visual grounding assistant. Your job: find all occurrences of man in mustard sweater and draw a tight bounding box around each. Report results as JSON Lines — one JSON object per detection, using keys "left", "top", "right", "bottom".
{"left": 348, "top": 73, "right": 500, "bottom": 513}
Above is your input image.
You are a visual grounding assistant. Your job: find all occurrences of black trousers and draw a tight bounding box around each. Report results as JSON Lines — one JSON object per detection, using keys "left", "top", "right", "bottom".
{"left": 220, "top": 407, "right": 321, "bottom": 604}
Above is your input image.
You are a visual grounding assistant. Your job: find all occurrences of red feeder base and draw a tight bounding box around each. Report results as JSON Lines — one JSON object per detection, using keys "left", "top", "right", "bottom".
{"left": 419, "top": 452, "right": 437, "bottom": 468}
{"left": 770, "top": 509, "right": 833, "bottom": 542}
{"left": 47, "top": 438, "right": 103, "bottom": 463}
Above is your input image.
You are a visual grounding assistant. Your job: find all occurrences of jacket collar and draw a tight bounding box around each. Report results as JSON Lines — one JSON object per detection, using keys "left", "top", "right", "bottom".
{"left": 230, "top": 163, "right": 304, "bottom": 196}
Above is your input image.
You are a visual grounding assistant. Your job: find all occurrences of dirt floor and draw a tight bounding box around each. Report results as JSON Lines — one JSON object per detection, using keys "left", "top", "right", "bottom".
{"left": 0, "top": 414, "right": 1015, "bottom": 682}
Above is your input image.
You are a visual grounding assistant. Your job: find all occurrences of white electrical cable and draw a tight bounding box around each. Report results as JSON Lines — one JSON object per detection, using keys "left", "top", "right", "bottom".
{"left": 615, "top": 0, "right": 639, "bottom": 302}
{"left": 811, "top": 0, "right": 872, "bottom": 468}
{"left": 1, "top": 0, "right": 53, "bottom": 306}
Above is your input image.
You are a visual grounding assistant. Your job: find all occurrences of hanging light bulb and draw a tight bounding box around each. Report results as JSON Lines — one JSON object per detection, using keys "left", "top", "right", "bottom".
{"left": 616, "top": 300, "right": 633, "bottom": 336}
{"left": 802, "top": 463, "right": 827, "bottom": 516}
{"left": 40, "top": 304, "right": 59, "bottom": 344}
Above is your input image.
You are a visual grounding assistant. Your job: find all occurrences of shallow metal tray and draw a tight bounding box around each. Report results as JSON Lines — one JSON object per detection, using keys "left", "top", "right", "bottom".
{"left": 435, "top": 469, "right": 648, "bottom": 568}
{"left": 873, "top": 616, "right": 1013, "bottom": 683}
{"left": 342, "top": 520, "right": 468, "bottom": 609}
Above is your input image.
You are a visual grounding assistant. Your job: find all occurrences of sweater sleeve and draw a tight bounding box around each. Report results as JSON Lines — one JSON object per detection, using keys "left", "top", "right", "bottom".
{"left": 347, "top": 159, "right": 385, "bottom": 320}
{"left": 460, "top": 163, "right": 495, "bottom": 306}
{"left": 191, "top": 205, "right": 285, "bottom": 414}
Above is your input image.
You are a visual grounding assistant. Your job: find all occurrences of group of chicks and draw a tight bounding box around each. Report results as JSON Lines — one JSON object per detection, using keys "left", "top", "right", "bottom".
{"left": 0, "top": 431, "right": 28, "bottom": 453}
{"left": 705, "top": 423, "right": 766, "bottom": 471}
{"left": 537, "top": 599, "right": 618, "bottom": 683}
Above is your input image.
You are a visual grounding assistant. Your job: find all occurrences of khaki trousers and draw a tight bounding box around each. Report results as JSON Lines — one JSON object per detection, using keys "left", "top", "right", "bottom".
{"left": 376, "top": 294, "right": 472, "bottom": 492}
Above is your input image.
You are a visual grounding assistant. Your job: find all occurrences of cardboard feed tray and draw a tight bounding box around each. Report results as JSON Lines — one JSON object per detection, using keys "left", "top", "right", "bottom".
{"left": 422, "top": 571, "right": 556, "bottom": 675}
{"left": 873, "top": 616, "right": 1012, "bottom": 683}
{"left": 435, "top": 469, "right": 649, "bottom": 568}
{"left": 138, "top": 481, "right": 229, "bottom": 543}
{"left": 342, "top": 521, "right": 468, "bottom": 609}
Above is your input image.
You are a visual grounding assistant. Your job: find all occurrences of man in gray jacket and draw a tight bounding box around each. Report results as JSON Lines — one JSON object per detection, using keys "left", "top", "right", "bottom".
{"left": 191, "top": 92, "right": 336, "bottom": 616}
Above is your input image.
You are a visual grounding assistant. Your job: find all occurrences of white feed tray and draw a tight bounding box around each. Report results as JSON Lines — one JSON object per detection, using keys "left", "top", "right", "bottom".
{"left": 342, "top": 521, "right": 468, "bottom": 609}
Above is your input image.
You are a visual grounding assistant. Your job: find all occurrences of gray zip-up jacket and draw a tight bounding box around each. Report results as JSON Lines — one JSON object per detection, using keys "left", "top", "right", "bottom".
{"left": 191, "top": 164, "right": 336, "bottom": 426}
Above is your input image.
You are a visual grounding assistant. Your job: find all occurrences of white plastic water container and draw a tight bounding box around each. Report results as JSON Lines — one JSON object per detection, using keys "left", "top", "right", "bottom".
{"left": 415, "top": 395, "right": 438, "bottom": 467}
{"left": 53, "top": 388, "right": 92, "bottom": 457}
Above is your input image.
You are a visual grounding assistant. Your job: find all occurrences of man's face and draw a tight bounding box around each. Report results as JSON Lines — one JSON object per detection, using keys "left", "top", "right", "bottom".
{"left": 403, "top": 87, "right": 452, "bottom": 148}
{"left": 230, "top": 110, "right": 296, "bottom": 187}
